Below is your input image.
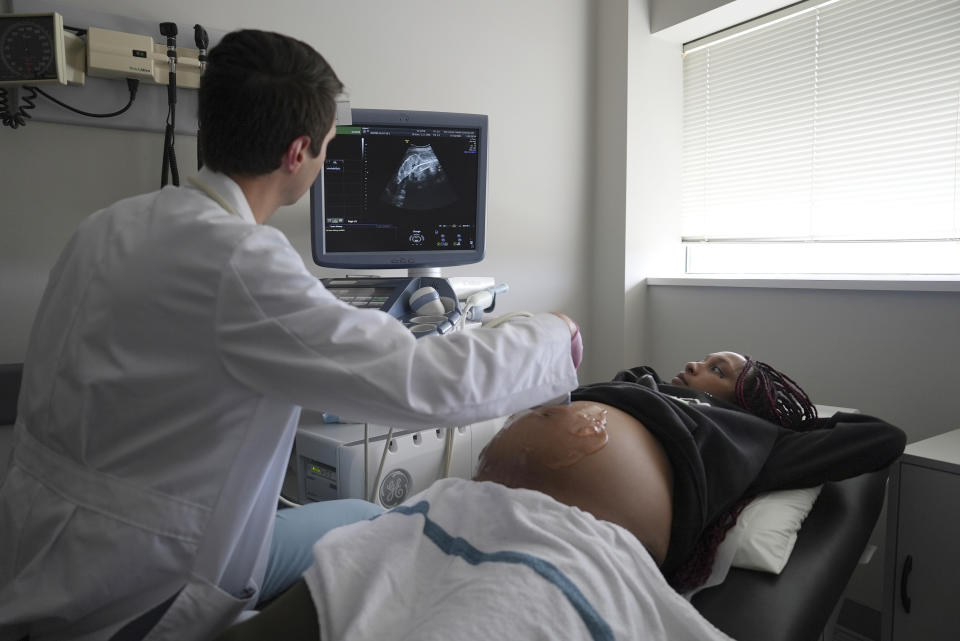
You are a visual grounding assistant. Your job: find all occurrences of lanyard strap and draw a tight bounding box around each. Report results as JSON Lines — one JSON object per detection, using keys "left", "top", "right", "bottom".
{"left": 187, "top": 176, "right": 238, "bottom": 217}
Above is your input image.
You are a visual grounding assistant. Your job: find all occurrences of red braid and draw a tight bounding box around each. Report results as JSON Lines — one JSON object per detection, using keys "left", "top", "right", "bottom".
{"left": 734, "top": 357, "right": 817, "bottom": 429}
{"left": 669, "top": 497, "right": 752, "bottom": 592}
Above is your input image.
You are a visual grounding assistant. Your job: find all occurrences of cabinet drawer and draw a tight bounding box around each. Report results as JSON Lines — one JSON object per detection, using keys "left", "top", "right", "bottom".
{"left": 890, "top": 463, "right": 960, "bottom": 641}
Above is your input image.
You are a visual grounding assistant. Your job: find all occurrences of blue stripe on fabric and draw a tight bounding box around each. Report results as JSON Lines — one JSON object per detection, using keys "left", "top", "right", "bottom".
{"left": 392, "top": 501, "right": 615, "bottom": 641}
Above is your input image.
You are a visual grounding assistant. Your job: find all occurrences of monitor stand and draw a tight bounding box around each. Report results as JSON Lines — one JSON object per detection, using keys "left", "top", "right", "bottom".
{"left": 407, "top": 267, "right": 443, "bottom": 278}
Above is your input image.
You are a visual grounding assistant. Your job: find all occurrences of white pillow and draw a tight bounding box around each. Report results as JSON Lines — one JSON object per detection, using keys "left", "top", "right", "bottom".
{"left": 685, "top": 486, "right": 822, "bottom": 599}
{"left": 728, "top": 485, "right": 822, "bottom": 573}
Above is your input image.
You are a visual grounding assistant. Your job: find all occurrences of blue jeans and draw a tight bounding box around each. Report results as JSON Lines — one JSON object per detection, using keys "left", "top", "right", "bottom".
{"left": 259, "top": 499, "right": 385, "bottom": 604}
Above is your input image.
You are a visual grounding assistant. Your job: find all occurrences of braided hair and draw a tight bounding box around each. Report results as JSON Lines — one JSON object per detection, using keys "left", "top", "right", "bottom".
{"left": 668, "top": 496, "right": 753, "bottom": 593}
{"left": 669, "top": 357, "right": 817, "bottom": 593}
{"left": 734, "top": 358, "right": 818, "bottom": 429}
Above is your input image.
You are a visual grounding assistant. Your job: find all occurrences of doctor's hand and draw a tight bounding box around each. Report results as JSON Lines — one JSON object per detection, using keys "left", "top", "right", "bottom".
{"left": 551, "top": 312, "right": 583, "bottom": 370}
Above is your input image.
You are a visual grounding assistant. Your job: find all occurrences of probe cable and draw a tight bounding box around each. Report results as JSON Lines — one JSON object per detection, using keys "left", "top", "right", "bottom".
{"left": 278, "top": 494, "right": 300, "bottom": 509}
{"left": 441, "top": 427, "right": 456, "bottom": 478}
{"left": 482, "top": 310, "right": 535, "bottom": 328}
{"left": 368, "top": 426, "right": 395, "bottom": 503}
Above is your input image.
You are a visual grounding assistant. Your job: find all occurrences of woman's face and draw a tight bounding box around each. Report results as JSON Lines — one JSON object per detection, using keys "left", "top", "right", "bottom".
{"left": 669, "top": 351, "right": 747, "bottom": 402}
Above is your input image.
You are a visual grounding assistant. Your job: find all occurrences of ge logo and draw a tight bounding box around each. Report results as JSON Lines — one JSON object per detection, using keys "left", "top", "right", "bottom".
{"left": 379, "top": 469, "right": 412, "bottom": 508}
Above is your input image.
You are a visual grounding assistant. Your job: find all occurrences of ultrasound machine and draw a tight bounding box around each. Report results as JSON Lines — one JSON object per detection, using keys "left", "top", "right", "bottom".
{"left": 290, "top": 108, "right": 506, "bottom": 509}
{"left": 309, "top": 108, "right": 501, "bottom": 336}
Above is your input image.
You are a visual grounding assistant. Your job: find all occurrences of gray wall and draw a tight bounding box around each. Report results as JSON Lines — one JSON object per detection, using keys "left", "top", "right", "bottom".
{"left": 650, "top": 0, "right": 733, "bottom": 32}
{"left": 644, "top": 283, "right": 960, "bottom": 443}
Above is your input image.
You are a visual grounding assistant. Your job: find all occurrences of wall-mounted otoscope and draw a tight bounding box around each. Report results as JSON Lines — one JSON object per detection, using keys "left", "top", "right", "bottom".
{"left": 194, "top": 25, "right": 209, "bottom": 71}
{"left": 193, "top": 24, "right": 208, "bottom": 170}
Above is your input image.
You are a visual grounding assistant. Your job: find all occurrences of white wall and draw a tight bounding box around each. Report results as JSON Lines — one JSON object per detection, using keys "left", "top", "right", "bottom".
{"left": 0, "top": 0, "right": 595, "bottom": 366}
{"left": 587, "top": 1, "right": 630, "bottom": 381}
{"left": 586, "top": 0, "right": 682, "bottom": 382}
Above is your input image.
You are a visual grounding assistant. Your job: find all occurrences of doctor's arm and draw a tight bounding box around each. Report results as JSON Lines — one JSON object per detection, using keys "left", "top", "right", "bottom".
{"left": 213, "top": 230, "right": 580, "bottom": 428}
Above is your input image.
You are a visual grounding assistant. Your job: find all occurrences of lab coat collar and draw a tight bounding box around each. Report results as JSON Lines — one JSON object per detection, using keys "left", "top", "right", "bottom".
{"left": 188, "top": 168, "right": 258, "bottom": 225}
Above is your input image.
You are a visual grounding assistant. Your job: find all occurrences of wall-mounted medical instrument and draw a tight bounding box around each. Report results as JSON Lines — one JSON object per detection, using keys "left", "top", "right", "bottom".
{"left": 0, "top": 12, "right": 84, "bottom": 128}
{"left": 83, "top": 26, "right": 203, "bottom": 89}
{"left": 193, "top": 23, "right": 208, "bottom": 170}
{"left": 310, "top": 109, "right": 489, "bottom": 277}
{"left": 0, "top": 10, "right": 208, "bottom": 132}
{"left": 0, "top": 12, "right": 84, "bottom": 86}
{"left": 193, "top": 24, "right": 208, "bottom": 72}
{"left": 159, "top": 21, "right": 179, "bottom": 187}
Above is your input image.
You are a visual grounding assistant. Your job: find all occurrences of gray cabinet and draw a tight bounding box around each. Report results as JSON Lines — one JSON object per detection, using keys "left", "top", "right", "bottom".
{"left": 883, "top": 429, "right": 960, "bottom": 641}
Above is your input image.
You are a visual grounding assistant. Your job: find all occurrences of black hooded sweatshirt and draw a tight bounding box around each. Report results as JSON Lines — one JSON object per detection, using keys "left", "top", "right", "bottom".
{"left": 571, "top": 366, "right": 906, "bottom": 578}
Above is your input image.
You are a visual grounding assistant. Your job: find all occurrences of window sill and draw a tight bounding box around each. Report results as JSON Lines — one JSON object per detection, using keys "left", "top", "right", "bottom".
{"left": 646, "top": 275, "right": 960, "bottom": 293}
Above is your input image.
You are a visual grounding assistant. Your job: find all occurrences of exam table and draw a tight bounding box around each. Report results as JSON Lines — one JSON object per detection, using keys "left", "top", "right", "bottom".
{"left": 692, "top": 468, "right": 890, "bottom": 641}
{"left": 0, "top": 362, "right": 22, "bottom": 478}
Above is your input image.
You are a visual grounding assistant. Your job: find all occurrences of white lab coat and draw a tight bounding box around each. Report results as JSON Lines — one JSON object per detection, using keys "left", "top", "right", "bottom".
{"left": 0, "top": 169, "right": 578, "bottom": 641}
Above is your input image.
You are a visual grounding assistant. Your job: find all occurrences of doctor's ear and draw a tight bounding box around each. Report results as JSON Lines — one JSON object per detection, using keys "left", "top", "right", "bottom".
{"left": 281, "top": 135, "right": 313, "bottom": 172}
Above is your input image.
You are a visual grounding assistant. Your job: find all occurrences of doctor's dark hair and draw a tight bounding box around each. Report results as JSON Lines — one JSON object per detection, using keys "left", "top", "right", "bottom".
{"left": 198, "top": 29, "right": 343, "bottom": 176}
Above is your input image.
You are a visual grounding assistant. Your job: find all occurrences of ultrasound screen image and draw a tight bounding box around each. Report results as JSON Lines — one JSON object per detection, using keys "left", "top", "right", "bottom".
{"left": 381, "top": 144, "right": 458, "bottom": 210}
{"left": 322, "top": 123, "right": 480, "bottom": 253}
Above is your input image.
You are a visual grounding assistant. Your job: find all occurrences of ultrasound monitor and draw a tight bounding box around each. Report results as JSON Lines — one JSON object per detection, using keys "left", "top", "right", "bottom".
{"left": 310, "top": 109, "right": 488, "bottom": 276}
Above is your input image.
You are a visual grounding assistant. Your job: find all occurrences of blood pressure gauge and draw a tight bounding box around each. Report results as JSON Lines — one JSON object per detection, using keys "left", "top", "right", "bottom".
{"left": 0, "top": 13, "right": 65, "bottom": 85}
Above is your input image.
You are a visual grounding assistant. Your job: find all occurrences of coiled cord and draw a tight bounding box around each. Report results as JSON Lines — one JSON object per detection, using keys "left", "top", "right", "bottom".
{"left": 0, "top": 86, "right": 38, "bottom": 129}
{"left": 0, "top": 87, "right": 15, "bottom": 128}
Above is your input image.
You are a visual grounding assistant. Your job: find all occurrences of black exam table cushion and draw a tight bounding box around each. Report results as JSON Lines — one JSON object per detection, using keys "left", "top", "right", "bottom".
{"left": 692, "top": 468, "right": 889, "bottom": 641}
{"left": 0, "top": 362, "right": 22, "bottom": 425}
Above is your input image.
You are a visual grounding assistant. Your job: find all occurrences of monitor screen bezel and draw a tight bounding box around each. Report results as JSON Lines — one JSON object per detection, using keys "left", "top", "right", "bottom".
{"left": 310, "top": 108, "right": 488, "bottom": 271}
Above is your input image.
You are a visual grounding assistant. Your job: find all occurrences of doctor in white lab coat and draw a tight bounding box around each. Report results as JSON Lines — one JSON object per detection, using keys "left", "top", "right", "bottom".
{"left": 0, "top": 30, "right": 581, "bottom": 641}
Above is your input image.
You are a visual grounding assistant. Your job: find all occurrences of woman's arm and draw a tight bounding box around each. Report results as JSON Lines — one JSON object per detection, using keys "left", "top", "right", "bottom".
{"left": 748, "top": 413, "right": 906, "bottom": 493}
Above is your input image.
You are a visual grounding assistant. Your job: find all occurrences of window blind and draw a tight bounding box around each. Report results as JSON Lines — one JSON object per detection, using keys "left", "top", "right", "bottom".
{"left": 682, "top": 0, "right": 960, "bottom": 249}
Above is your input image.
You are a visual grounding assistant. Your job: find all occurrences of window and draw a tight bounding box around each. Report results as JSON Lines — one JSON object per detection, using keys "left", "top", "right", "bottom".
{"left": 681, "top": 0, "right": 960, "bottom": 275}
